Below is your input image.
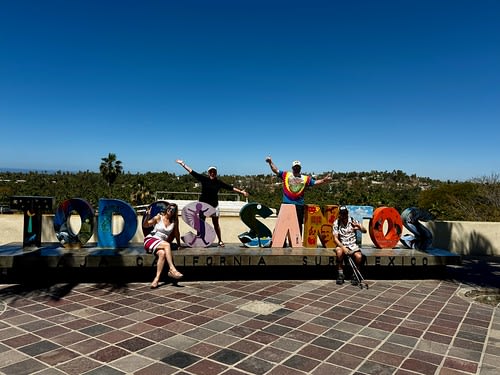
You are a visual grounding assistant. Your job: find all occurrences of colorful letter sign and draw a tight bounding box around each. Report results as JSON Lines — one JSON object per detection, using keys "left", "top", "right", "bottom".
{"left": 400, "top": 207, "right": 433, "bottom": 250}
{"left": 6, "top": 194, "right": 436, "bottom": 251}
{"left": 238, "top": 202, "right": 273, "bottom": 247}
{"left": 271, "top": 204, "right": 302, "bottom": 248}
{"left": 304, "top": 205, "right": 338, "bottom": 248}
{"left": 181, "top": 201, "right": 216, "bottom": 247}
{"left": 369, "top": 207, "right": 403, "bottom": 249}
{"left": 97, "top": 199, "right": 138, "bottom": 248}
{"left": 54, "top": 198, "right": 95, "bottom": 248}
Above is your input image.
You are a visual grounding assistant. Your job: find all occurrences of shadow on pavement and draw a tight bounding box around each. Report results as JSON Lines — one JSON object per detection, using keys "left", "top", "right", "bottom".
{"left": 444, "top": 255, "right": 500, "bottom": 289}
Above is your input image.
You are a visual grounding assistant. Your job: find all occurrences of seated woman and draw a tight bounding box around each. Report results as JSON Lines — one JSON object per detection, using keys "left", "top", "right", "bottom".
{"left": 143, "top": 203, "right": 183, "bottom": 288}
{"left": 333, "top": 206, "right": 367, "bottom": 285}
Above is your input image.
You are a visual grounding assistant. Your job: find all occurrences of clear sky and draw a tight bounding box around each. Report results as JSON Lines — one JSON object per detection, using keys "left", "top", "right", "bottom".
{"left": 1, "top": 0, "right": 499, "bottom": 181}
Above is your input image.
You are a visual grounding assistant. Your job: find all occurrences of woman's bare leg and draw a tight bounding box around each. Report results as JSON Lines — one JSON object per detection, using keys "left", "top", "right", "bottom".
{"left": 161, "top": 242, "right": 183, "bottom": 279}
{"left": 151, "top": 242, "right": 183, "bottom": 287}
{"left": 151, "top": 249, "right": 166, "bottom": 288}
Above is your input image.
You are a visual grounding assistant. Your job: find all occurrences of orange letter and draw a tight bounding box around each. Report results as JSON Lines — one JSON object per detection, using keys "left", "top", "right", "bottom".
{"left": 369, "top": 207, "right": 403, "bottom": 248}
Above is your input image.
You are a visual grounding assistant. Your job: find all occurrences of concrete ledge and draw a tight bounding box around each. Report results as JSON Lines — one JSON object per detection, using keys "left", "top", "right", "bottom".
{"left": 1, "top": 242, "right": 460, "bottom": 269}
{"left": 0, "top": 242, "right": 462, "bottom": 284}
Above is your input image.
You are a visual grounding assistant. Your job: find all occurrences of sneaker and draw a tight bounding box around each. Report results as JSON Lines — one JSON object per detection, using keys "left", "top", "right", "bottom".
{"left": 351, "top": 278, "right": 359, "bottom": 286}
{"left": 336, "top": 274, "right": 345, "bottom": 285}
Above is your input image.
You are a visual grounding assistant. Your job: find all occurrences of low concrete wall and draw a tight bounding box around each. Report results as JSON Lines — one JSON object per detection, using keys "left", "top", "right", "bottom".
{"left": 428, "top": 221, "right": 500, "bottom": 257}
{"left": 1, "top": 214, "right": 499, "bottom": 256}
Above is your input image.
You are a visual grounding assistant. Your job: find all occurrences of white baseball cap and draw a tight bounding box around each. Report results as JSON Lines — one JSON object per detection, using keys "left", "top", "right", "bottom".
{"left": 292, "top": 160, "right": 301, "bottom": 167}
{"left": 208, "top": 166, "right": 217, "bottom": 172}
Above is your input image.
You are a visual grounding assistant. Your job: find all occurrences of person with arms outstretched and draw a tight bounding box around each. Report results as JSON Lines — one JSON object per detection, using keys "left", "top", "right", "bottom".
{"left": 265, "top": 156, "right": 332, "bottom": 232}
{"left": 176, "top": 159, "right": 249, "bottom": 247}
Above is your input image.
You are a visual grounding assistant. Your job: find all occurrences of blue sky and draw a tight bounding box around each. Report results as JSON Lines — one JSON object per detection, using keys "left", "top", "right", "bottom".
{"left": 1, "top": 0, "right": 499, "bottom": 181}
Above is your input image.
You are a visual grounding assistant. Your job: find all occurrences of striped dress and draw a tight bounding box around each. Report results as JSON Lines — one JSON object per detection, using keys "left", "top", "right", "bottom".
{"left": 144, "top": 219, "right": 175, "bottom": 254}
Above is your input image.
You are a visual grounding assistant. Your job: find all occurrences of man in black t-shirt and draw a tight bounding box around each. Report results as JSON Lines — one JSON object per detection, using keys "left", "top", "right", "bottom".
{"left": 176, "top": 159, "right": 249, "bottom": 247}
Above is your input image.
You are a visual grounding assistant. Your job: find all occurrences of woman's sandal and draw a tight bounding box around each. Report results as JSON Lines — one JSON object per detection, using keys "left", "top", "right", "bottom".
{"left": 168, "top": 269, "right": 183, "bottom": 280}
{"left": 218, "top": 241, "right": 225, "bottom": 248}
{"left": 150, "top": 279, "right": 160, "bottom": 289}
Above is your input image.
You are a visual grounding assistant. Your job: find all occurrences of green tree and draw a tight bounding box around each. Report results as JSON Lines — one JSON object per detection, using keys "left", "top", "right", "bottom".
{"left": 130, "top": 176, "right": 152, "bottom": 206}
{"left": 418, "top": 182, "right": 492, "bottom": 221}
{"left": 99, "top": 153, "right": 123, "bottom": 196}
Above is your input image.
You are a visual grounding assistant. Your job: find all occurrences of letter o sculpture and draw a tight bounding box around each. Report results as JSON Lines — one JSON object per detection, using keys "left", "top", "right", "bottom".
{"left": 53, "top": 198, "right": 95, "bottom": 248}
{"left": 369, "top": 206, "right": 403, "bottom": 249}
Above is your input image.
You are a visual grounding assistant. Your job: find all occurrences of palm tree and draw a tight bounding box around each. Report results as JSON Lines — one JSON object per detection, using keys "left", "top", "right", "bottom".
{"left": 99, "top": 153, "right": 123, "bottom": 195}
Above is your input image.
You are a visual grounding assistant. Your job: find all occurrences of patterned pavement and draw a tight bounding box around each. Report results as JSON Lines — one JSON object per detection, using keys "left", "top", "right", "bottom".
{"left": 0, "top": 260, "right": 499, "bottom": 375}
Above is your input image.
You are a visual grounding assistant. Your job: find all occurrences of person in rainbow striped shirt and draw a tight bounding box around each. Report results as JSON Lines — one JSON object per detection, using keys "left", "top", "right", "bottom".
{"left": 265, "top": 156, "right": 332, "bottom": 233}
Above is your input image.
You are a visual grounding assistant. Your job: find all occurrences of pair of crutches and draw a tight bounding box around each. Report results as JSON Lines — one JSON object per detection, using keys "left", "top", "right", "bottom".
{"left": 347, "top": 255, "right": 369, "bottom": 289}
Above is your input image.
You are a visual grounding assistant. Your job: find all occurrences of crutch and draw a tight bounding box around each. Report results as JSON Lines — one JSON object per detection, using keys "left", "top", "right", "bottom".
{"left": 347, "top": 255, "right": 368, "bottom": 289}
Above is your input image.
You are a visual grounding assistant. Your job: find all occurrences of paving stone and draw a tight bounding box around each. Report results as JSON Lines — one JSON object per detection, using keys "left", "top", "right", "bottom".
{"left": 161, "top": 351, "right": 201, "bottom": 368}
{"left": 110, "top": 354, "right": 156, "bottom": 373}
{"left": 3, "top": 332, "right": 40, "bottom": 348}
{"left": 116, "top": 336, "right": 155, "bottom": 351}
{"left": 1, "top": 273, "right": 499, "bottom": 375}
{"left": 326, "top": 352, "right": 364, "bottom": 369}
{"left": 185, "top": 358, "right": 229, "bottom": 375}
{"left": 358, "top": 360, "right": 397, "bottom": 375}
{"left": 84, "top": 365, "right": 126, "bottom": 374}
{"left": 56, "top": 357, "right": 102, "bottom": 374}
{"left": 369, "top": 350, "right": 406, "bottom": 367}
{"left": 0, "top": 349, "right": 30, "bottom": 368}
{"left": 89, "top": 345, "right": 129, "bottom": 363}
{"left": 0, "top": 358, "right": 48, "bottom": 375}
{"left": 209, "top": 348, "right": 246, "bottom": 365}
{"left": 297, "top": 344, "right": 332, "bottom": 361}
{"left": 283, "top": 354, "right": 321, "bottom": 372}
{"left": 80, "top": 323, "right": 114, "bottom": 336}
{"left": 36, "top": 347, "right": 79, "bottom": 366}
{"left": 18, "top": 340, "right": 60, "bottom": 356}
{"left": 401, "top": 357, "right": 438, "bottom": 374}
{"left": 68, "top": 337, "right": 109, "bottom": 355}
{"left": 137, "top": 343, "right": 177, "bottom": 361}
{"left": 134, "top": 362, "right": 178, "bottom": 375}
{"left": 236, "top": 356, "right": 274, "bottom": 375}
